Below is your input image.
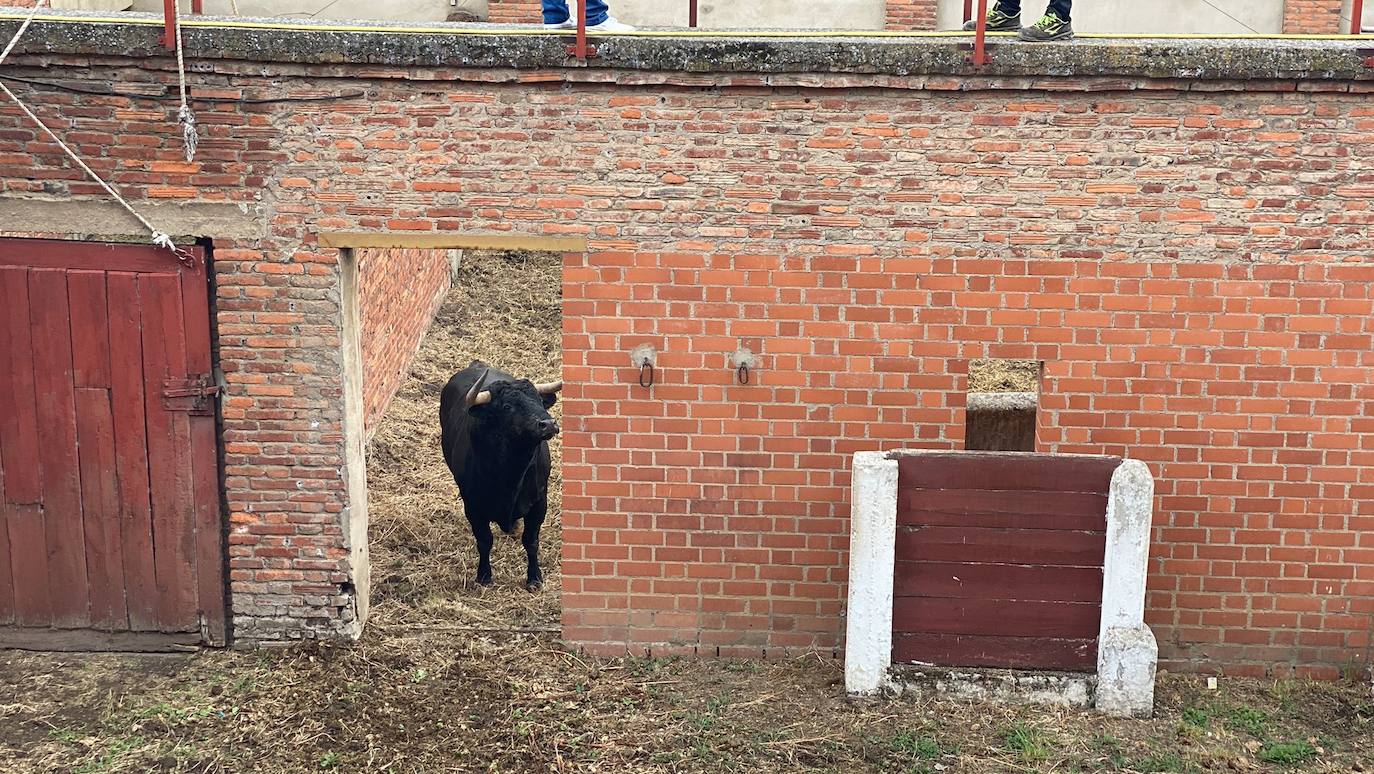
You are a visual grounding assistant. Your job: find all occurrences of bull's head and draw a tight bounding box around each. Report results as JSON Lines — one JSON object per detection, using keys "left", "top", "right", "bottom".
{"left": 465, "top": 368, "right": 562, "bottom": 441}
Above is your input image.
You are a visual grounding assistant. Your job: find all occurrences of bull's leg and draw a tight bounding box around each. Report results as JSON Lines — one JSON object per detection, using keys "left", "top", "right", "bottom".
{"left": 471, "top": 518, "right": 495, "bottom": 586}
{"left": 521, "top": 499, "right": 546, "bottom": 592}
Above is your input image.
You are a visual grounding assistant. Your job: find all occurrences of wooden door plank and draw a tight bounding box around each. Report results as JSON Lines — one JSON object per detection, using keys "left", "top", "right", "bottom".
{"left": 180, "top": 254, "right": 226, "bottom": 644}
{"left": 892, "top": 597, "right": 1101, "bottom": 639}
{"left": 107, "top": 273, "right": 159, "bottom": 632}
{"left": 69, "top": 270, "right": 128, "bottom": 630}
{"left": 0, "top": 266, "right": 43, "bottom": 504}
{"left": 5, "top": 505, "right": 48, "bottom": 626}
{"left": 893, "top": 560, "right": 1103, "bottom": 603}
{"left": 67, "top": 271, "right": 113, "bottom": 388}
{"left": 896, "top": 453, "right": 1121, "bottom": 493}
{"left": 895, "top": 526, "right": 1105, "bottom": 567}
{"left": 28, "top": 268, "right": 90, "bottom": 628}
{"left": 897, "top": 488, "right": 1108, "bottom": 531}
{"left": 75, "top": 389, "right": 128, "bottom": 630}
{"left": 0, "top": 266, "right": 49, "bottom": 626}
{"left": 139, "top": 273, "right": 198, "bottom": 632}
{"left": 0, "top": 456, "right": 12, "bottom": 625}
{"left": 0, "top": 239, "right": 178, "bottom": 273}
{"left": 893, "top": 632, "right": 1098, "bottom": 671}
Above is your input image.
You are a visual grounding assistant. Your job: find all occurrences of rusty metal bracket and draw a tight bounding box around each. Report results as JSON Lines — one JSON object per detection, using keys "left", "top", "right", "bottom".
{"left": 163, "top": 373, "right": 221, "bottom": 415}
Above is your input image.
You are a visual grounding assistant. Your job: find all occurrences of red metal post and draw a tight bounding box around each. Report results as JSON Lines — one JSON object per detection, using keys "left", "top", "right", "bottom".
{"left": 974, "top": 0, "right": 988, "bottom": 67}
{"left": 690, "top": 0, "right": 698, "bottom": 28}
{"left": 191, "top": 0, "right": 202, "bottom": 13}
{"left": 1353, "top": 0, "right": 1365, "bottom": 34}
{"left": 574, "top": 0, "right": 588, "bottom": 60}
{"left": 963, "top": 0, "right": 973, "bottom": 25}
{"left": 161, "top": 0, "right": 176, "bottom": 50}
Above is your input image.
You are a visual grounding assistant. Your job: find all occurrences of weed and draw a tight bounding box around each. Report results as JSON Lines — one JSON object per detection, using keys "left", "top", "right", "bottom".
{"left": 1181, "top": 705, "right": 1213, "bottom": 728}
{"left": 1257, "top": 740, "right": 1317, "bottom": 765}
{"left": 1226, "top": 706, "right": 1267, "bottom": 736}
{"left": 319, "top": 750, "right": 340, "bottom": 769}
{"left": 888, "top": 729, "right": 940, "bottom": 759}
{"left": 1001, "top": 723, "right": 1052, "bottom": 762}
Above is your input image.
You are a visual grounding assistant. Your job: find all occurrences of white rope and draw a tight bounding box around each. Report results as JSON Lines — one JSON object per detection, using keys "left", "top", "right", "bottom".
{"left": 172, "top": 0, "right": 198, "bottom": 162}
{"left": 0, "top": 2, "right": 194, "bottom": 265}
{"left": 0, "top": 0, "right": 47, "bottom": 66}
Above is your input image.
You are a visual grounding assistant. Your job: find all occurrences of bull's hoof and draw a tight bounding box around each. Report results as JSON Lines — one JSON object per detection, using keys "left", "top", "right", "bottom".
{"left": 476, "top": 574, "right": 493, "bottom": 587}
{"left": 525, "top": 579, "right": 542, "bottom": 593}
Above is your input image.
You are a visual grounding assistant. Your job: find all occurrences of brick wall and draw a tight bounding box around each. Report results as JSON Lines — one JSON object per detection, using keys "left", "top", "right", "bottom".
{"left": 1282, "top": 0, "right": 1345, "bottom": 32}
{"left": 0, "top": 42, "right": 1370, "bottom": 675}
{"left": 885, "top": 0, "right": 939, "bottom": 29}
{"left": 487, "top": 0, "right": 542, "bottom": 24}
{"left": 357, "top": 247, "right": 453, "bottom": 434}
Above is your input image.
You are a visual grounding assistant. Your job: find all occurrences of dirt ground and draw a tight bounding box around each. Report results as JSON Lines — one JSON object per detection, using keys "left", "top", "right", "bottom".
{"left": 0, "top": 251, "right": 1369, "bottom": 773}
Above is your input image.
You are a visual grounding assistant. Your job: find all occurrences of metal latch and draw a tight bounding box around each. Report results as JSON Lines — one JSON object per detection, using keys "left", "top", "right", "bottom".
{"left": 162, "top": 373, "right": 221, "bottom": 415}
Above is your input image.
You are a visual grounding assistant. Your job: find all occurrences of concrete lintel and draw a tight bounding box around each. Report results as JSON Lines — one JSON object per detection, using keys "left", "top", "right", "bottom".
{"left": 1, "top": 11, "right": 1371, "bottom": 83}
{"left": 844, "top": 451, "right": 898, "bottom": 695}
{"left": 0, "top": 198, "right": 264, "bottom": 241}
{"left": 318, "top": 232, "right": 587, "bottom": 252}
{"left": 1096, "top": 458, "right": 1158, "bottom": 718}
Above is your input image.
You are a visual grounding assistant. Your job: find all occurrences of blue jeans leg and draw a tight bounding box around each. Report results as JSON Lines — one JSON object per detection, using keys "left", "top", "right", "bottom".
{"left": 542, "top": 0, "right": 609, "bottom": 26}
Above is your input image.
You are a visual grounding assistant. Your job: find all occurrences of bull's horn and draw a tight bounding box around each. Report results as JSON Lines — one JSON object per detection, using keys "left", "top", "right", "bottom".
{"left": 465, "top": 368, "right": 492, "bottom": 408}
{"left": 535, "top": 380, "right": 563, "bottom": 394}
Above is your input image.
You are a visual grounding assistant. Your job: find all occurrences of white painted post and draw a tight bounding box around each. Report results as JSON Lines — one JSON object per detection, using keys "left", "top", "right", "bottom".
{"left": 845, "top": 451, "right": 899, "bottom": 695}
{"left": 1096, "top": 459, "right": 1158, "bottom": 718}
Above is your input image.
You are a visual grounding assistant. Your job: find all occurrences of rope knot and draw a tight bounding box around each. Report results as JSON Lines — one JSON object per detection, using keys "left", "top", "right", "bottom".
{"left": 178, "top": 104, "right": 198, "bottom": 162}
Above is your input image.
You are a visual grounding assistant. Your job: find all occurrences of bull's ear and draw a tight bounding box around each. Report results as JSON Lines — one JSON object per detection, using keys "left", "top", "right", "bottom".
{"left": 541, "top": 392, "right": 558, "bottom": 409}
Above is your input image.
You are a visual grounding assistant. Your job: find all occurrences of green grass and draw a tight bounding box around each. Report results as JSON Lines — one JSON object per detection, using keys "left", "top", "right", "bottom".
{"left": 1227, "top": 706, "right": 1267, "bottom": 736}
{"left": 1257, "top": 740, "right": 1317, "bottom": 765}
{"left": 888, "top": 729, "right": 941, "bottom": 759}
{"left": 1001, "top": 723, "right": 1053, "bottom": 762}
{"left": 1181, "top": 705, "right": 1213, "bottom": 729}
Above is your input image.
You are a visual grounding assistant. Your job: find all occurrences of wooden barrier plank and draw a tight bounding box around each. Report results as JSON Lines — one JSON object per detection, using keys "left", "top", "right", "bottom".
{"left": 893, "top": 632, "right": 1097, "bottom": 671}
{"left": 28, "top": 268, "right": 90, "bottom": 628}
{"left": 896, "top": 453, "right": 1120, "bottom": 493}
{"left": 893, "top": 560, "right": 1103, "bottom": 603}
{"left": 897, "top": 488, "right": 1107, "bottom": 530}
{"left": 895, "top": 526, "right": 1105, "bottom": 567}
{"left": 139, "top": 274, "right": 198, "bottom": 632}
{"left": 108, "top": 273, "right": 159, "bottom": 632}
{"left": 892, "top": 597, "right": 1101, "bottom": 638}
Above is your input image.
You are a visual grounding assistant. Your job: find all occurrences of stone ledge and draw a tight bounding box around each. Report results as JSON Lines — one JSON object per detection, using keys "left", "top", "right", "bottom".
{"left": 1, "top": 9, "right": 1371, "bottom": 83}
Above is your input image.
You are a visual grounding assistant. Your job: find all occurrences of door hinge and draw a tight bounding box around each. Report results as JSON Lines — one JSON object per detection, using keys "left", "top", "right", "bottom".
{"left": 163, "top": 373, "right": 221, "bottom": 415}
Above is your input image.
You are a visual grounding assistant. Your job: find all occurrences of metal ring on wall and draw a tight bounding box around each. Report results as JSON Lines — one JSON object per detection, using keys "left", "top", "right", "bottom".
{"left": 737, "top": 363, "right": 749, "bottom": 385}
{"left": 638, "top": 362, "right": 655, "bottom": 388}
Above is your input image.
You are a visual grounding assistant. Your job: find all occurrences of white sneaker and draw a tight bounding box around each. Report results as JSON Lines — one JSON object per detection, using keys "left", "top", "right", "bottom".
{"left": 543, "top": 19, "right": 577, "bottom": 29}
{"left": 586, "top": 16, "right": 635, "bottom": 32}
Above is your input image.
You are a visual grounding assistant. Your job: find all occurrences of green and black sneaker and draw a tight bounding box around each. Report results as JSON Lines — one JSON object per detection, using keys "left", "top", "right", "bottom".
{"left": 962, "top": 5, "right": 1020, "bottom": 31}
{"left": 1018, "top": 11, "right": 1073, "bottom": 41}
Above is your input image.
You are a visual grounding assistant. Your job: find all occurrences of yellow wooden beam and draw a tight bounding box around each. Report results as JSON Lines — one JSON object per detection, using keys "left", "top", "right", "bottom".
{"left": 318, "top": 232, "right": 587, "bottom": 252}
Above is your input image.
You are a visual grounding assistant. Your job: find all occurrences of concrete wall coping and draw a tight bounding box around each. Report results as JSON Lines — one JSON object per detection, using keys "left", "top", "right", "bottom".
{"left": 2, "top": 9, "right": 1372, "bottom": 84}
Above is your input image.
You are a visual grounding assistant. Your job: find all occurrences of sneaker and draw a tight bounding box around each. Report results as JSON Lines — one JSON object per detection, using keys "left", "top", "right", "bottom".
{"left": 586, "top": 16, "right": 635, "bottom": 33}
{"left": 543, "top": 18, "right": 576, "bottom": 30}
{"left": 1018, "top": 11, "right": 1073, "bottom": 41}
{"left": 962, "top": 4, "right": 1020, "bottom": 31}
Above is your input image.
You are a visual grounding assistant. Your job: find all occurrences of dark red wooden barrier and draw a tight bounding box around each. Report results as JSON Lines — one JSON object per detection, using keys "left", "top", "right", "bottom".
{"left": 892, "top": 452, "right": 1120, "bottom": 671}
{"left": 0, "top": 238, "right": 225, "bottom": 649}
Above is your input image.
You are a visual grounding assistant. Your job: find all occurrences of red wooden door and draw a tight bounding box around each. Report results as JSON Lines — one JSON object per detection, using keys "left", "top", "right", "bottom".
{"left": 892, "top": 452, "right": 1120, "bottom": 672}
{"left": 0, "top": 238, "right": 225, "bottom": 649}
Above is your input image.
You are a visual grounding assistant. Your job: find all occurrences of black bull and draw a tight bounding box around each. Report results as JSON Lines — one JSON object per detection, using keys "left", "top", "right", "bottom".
{"left": 439, "top": 360, "right": 561, "bottom": 591}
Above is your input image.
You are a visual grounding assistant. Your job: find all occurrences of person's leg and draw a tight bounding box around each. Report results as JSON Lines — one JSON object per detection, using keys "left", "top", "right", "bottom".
{"left": 1018, "top": 0, "right": 1073, "bottom": 39}
{"left": 583, "top": 0, "right": 610, "bottom": 26}
{"left": 963, "top": 0, "right": 1022, "bottom": 31}
{"left": 542, "top": 0, "right": 570, "bottom": 25}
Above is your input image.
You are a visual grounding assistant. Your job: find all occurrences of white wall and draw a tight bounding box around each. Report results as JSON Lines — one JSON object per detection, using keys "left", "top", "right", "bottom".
{"left": 609, "top": 0, "right": 885, "bottom": 29}
{"left": 129, "top": 0, "right": 483, "bottom": 22}
{"left": 936, "top": 0, "right": 1285, "bottom": 34}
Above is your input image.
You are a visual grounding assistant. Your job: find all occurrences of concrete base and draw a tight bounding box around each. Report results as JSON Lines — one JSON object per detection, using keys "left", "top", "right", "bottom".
{"left": 887, "top": 665, "right": 1095, "bottom": 710}
{"left": 1097, "top": 625, "right": 1159, "bottom": 718}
